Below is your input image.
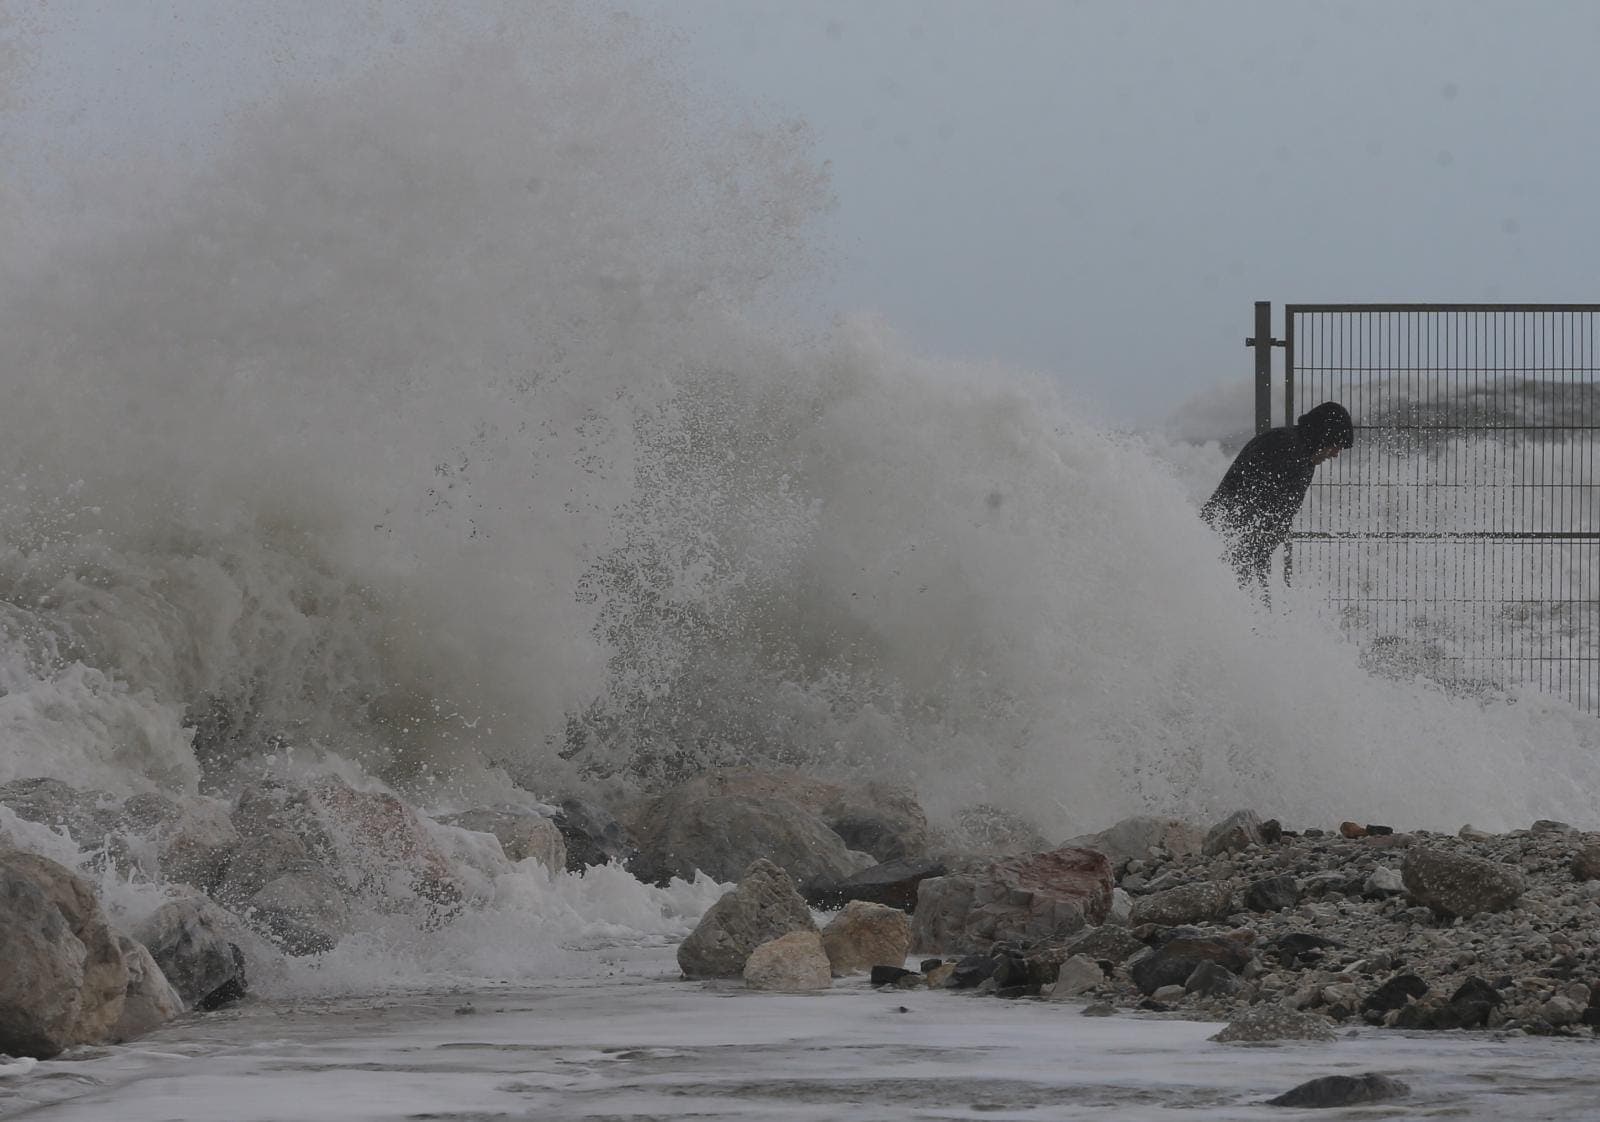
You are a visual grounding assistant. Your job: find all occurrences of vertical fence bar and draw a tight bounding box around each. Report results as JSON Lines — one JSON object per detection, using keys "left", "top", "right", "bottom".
{"left": 1252, "top": 301, "right": 1274, "bottom": 435}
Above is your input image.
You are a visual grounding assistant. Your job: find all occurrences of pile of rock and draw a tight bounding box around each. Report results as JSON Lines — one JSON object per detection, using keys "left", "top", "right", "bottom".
{"left": 898, "top": 810, "right": 1600, "bottom": 1037}
{"left": 663, "top": 776, "right": 1600, "bottom": 1038}
{"left": 677, "top": 858, "right": 913, "bottom": 991}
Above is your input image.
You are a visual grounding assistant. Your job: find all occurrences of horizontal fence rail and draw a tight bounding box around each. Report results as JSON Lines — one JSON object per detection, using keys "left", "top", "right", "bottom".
{"left": 1254, "top": 303, "right": 1600, "bottom": 713}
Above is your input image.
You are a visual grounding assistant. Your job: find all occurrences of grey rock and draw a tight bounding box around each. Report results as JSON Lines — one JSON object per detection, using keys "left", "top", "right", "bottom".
{"left": 1047, "top": 954, "right": 1105, "bottom": 998}
{"left": 909, "top": 847, "right": 1114, "bottom": 956}
{"left": 1243, "top": 874, "right": 1299, "bottom": 912}
{"left": 1062, "top": 816, "right": 1206, "bottom": 869}
{"left": 136, "top": 898, "right": 248, "bottom": 1009}
{"left": 817, "top": 784, "right": 929, "bottom": 863}
{"left": 0, "top": 851, "right": 129, "bottom": 1058}
{"left": 439, "top": 809, "right": 566, "bottom": 873}
{"left": 1202, "top": 809, "right": 1265, "bottom": 856}
{"left": 628, "top": 783, "right": 871, "bottom": 890}
{"left": 1130, "top": 880, "right": 1235, "bottom": 926}
{"left": 120, "top": 792, "right": 241, "bottom": 891}
{"left": 1363, "top": 866, "right": 1405, "bottom": 896}
{"left": 551, "top": 797, "right": 634, "bottom": 871}
{"left": 677, "top": 859, "right": 816, "bottom": 978}
{"left": 1185, "top": 958, "right": 1243, "bottom": 996}
{"left": 1210, "top": 1005, "right": 1337, "bottom": 1042}
{"left": 805, "top": 857, "right": 946, "bottom": 911}
{"left": 0, "top": 779, "right": 120, "bottom": 851}
{"left": 109, "top": 936, "right": 183, "bottom": 1042}
{"left": 1402, "top": 847, "right": 1524, "bottom": 917}
{"left": 1267, "top": 1072, "right": 1409, "bottom": 1108}
{"left": 1066, "top": 924, "right": 1146, "bottom": 965}
{"left": 247, "top": 869, "right": 353, "bottom": 955}
{"left": 1129, "top": 931, "right": 1253, "bottom": 995}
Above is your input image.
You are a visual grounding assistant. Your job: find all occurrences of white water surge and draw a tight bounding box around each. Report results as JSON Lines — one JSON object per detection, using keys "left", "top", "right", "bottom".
{"left": 0, "top": 1, "right": 1598, "bottom": 1003}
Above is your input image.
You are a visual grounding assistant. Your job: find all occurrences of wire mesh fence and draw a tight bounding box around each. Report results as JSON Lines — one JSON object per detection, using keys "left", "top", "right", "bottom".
{"left": 1259, "top": 304, "right": 1600, "bottom": 712}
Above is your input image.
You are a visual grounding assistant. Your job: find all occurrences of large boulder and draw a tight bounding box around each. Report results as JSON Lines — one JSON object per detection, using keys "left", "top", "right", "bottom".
{"left": 1401, "top": 847, "right": 1524, "bottom": 917}
{"left": 806, "top": 857, "right": 947, "bottom": 911}
{"left": 1202, "top": 809, "right": 1266, "bottom": 856}
{"left": 1128, "top": 881, "right": 1235, "bottom": 927}
{"left": 310, "top": 780, "right": 463, "bottom": 910}
{"left": 909, "top": 847, "right": 1114, "bottom": 955}
{"left": 438, "top": 809, "right": 566, "bottom": 874}
{"left": 0, "top": 779, "right": 120, "bottom": 850}
{"left": 550, "top": 797, "right": 634, "bottom": 872}
{"left": 1128, "top": 928, "right": 1254, "bottom": 995}
{"left": 119, "top": 792, "right": 241, "bottom": 891}
{"left": 109, "top": 936, "right": 184, "bottom": 1042}
{"left": 815, "top": 784, "right": 928, "bottom": 864}
{"left": 677, "top": 859, "right": 816, "bottom": 979}
{"left": 1062, "top": 816, "right": 1205, "bottom": 870}
{"left": 0, "top": 851, "right": 129, "bottom": 1058}
{"left": 247, "top": 869, "right": 354, "bottom": 956}
{"left": 819, "top": 900, "right": 912, "bottom": 976}
{"left": 220, "top": 782, "right": 344, "bottom": 901}
{"left": 743, "top": 931, "right": 832, "bottom": 992}
{"left": 136, "top": 897, "right": 249, "bottom": 1009}
{"left": 627, "top": 772, "right": 874, "bottom": 890}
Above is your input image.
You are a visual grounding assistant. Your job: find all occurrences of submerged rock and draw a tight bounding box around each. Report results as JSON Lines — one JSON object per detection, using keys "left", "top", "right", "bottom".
{"left": 1267, "top": 1072, "right": 1409, "bottom": 1108}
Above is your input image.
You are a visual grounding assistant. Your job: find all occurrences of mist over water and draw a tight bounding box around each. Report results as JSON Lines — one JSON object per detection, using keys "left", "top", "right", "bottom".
{"left": 2, "top": 0, "right": 1598, "bottom": 890}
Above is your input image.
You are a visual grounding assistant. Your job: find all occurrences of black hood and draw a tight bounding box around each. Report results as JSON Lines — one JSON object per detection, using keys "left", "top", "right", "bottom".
{"left": 1297, "top": 402, "right": 1354, "bottom": 450}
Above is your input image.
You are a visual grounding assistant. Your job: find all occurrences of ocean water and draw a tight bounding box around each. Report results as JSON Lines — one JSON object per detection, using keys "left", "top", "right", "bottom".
{"left": 2, "top": 5, "right": 1600, "bottom": 1109}
{"left": 7, "top": 943, "right": 1600, "bottom": 1121}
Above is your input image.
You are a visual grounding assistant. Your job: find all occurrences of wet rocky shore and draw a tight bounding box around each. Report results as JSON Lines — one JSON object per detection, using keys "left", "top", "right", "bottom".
{"left": 6, "top": 763, "right": 1600, "bottom": 1065}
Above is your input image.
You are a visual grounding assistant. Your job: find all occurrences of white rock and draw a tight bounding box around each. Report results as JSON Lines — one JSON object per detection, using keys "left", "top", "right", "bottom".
{"left": 743, "top": 930, "right": 832, "bottom": 992}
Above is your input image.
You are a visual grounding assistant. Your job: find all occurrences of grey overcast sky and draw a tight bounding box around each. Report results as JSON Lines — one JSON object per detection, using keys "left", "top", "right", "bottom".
{"left": 10, "top": 1, "right": 1600, "bottom": 425}
{"left": 640, "top": 0, "right": 1600, "bottom": 424}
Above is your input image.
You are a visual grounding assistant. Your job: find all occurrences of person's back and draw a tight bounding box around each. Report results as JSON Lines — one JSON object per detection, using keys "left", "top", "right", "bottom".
{"left": 1203, "top": 401, "right": 1353, "bottom": 588}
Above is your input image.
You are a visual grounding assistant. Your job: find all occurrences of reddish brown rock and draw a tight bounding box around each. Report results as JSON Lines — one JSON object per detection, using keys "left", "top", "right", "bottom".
{"left": 910, "top": 846, "right": 1114, "bottom": 955}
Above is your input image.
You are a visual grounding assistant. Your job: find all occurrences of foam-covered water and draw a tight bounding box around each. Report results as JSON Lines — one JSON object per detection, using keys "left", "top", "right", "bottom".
{"left": 3, "top": 3, "right": 1600, "bottom": 993}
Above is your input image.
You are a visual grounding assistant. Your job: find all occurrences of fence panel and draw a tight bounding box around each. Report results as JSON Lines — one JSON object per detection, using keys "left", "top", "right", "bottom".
{"left": 1276, "top": 304, "right": 1600, "bottom": 712}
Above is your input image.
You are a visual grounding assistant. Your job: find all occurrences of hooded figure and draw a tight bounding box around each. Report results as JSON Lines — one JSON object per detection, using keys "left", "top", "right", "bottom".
{"left": 1201, "top": 401, "right": 1354, "bottom": 589}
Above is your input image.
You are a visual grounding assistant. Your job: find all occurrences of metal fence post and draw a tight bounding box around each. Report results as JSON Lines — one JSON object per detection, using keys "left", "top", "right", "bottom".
{"left": 1248, "top": 301, "right": 1274, "bottom": 434}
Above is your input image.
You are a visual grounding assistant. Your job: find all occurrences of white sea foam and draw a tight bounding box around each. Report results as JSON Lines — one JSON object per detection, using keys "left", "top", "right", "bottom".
{"left": 2, "top": 4, "right": 1599, "bottom": 996}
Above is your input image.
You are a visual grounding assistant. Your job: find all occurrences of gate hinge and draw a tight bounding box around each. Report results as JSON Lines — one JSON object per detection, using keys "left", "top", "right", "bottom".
{"left": 1245, "top": 336, "right": 1287, "bottom": 348}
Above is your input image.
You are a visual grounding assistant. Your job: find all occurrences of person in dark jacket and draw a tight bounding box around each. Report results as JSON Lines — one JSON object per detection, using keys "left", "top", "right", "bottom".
{"left": 1201, "top": 401, "right": 1354, "bottom": 590}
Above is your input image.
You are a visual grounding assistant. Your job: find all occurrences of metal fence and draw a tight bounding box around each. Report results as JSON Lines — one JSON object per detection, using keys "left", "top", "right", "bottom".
{"left": 1249, "top": 302, "right": 1600, "bottom": 712}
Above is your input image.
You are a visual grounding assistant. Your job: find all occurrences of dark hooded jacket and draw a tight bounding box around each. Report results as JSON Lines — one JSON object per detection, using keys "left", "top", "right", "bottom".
{"left": 1201, "top": 401, "right": 1354, "bottom": 585}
